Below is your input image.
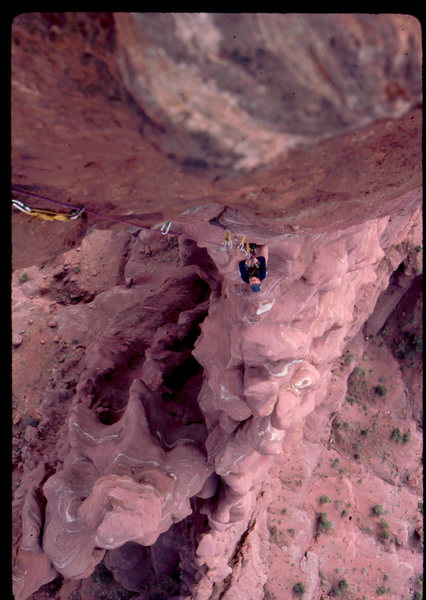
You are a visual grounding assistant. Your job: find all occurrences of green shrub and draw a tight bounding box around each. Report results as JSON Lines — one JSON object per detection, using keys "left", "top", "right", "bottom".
{"left": 390, "top": 428, "right": 401, "bottom": 442}
{"left": 377, "top": 518, "right": 390, "bottom": 542}
{"left": 372, "top": 504, "right": 384, "bottom": 516}
{"left": 353, "top": 366, "right": 365, "bottom": 376}
{"left": 394, "top": 332, "right": 423, "bottom": 359}
{"left": 338, "top": 579, "right": 349, "bottom": 590}
{"left": 319, "top": 495, "right": 331, "bottom": 504}
{"left": 402, "top": 431, "right": 411, "bottom": 443}
{"left": 19, "top": 272, "right": 28, "bottom": 283}
{"left": 376, "top": 586, "right": 389, "bottom": 595}
{"left": 374, "top": 385, "right": 387, "bottom": 396}
{"left": 377, "top": 520, "right": 390, "bottom": 542}
{"left": 318, "top": 512, "right": 332, "bottom": 532}
{"left": 331, "top": 579, "right": 349, "bottom": 596}
{"left": 292, "top": 582, "right": 305, "bottom": 595}
{"left": 343, "top": 353, "right": 353, "bottom": 365}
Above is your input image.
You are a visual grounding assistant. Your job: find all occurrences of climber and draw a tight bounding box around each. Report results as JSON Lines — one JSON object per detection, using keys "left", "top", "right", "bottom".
{"left": 238, "top": 244, "right": 269, "bottom": 292}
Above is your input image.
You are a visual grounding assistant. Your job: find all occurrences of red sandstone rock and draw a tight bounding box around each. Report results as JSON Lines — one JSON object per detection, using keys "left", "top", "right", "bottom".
{"left": 12, "top": 198, "right": 422, "bottom": 599}
{"left": 114, "top": 13, "right": 421, "bottom": 172}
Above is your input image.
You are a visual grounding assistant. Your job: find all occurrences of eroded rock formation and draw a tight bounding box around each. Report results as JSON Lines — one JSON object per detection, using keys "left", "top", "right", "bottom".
{"left": 12, "top": 12, "right": 422, "bottom": 600}
{"left": 12, "top": 198, "right": 422, "bottom": 599}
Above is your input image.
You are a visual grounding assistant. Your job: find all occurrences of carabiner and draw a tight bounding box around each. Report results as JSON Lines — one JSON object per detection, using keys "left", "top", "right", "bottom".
{"left": 69, "top": 207, "right": 85, "bottom": 220}
{"left": 12, "top": 199, "right": 32, "bottom": 214}
{"left": 161, "top": 220, "right": 172, "bottom": 235}
{"left": 223, "top": 230, "right": 233, "bottom": 248}
{"left": 237, "top": 235, "right": 246, "bottom": 251}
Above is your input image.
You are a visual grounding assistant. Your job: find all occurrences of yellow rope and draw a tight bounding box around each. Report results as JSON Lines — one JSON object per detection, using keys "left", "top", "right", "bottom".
{"left": 28, "top": 210, "right": 75, "bottom": 222}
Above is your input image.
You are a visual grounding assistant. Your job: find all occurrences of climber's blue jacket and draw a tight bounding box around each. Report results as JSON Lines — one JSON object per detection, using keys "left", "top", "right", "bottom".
{"left": 239, "top": 256, "right": 267, "bottom": 283}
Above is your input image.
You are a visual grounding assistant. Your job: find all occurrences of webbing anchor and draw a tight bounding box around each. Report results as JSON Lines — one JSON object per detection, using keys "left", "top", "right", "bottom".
{"left": 12, "top": 199, "right": 85, "bottom": 222}
{"left": 12, "top": 199, "right": 32, "bottom": 214}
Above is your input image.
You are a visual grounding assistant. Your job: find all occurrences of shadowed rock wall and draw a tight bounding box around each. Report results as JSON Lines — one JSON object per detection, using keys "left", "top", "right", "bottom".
{"left": 114, "top": 13, "right": 421, "bottom": 171}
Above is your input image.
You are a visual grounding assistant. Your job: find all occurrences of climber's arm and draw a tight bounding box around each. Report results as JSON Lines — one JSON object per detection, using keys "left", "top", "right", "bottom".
{"left": 257, "top": 256, "right": 267, "bottom": 280}
{"left": 255, "top": 245, "right": 269, "bottom": 264}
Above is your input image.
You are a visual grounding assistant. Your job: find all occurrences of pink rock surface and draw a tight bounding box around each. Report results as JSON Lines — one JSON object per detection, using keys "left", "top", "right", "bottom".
{"left": 187, "top": 197, "right": 422, "bottom": 599}
{"left": 13, "top": 194, "right": 422, "bottom": 599}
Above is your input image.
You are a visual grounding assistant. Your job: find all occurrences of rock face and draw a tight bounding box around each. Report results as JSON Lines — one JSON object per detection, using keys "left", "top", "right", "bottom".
{"left": 12, "top": 13, "right": 421, "bottom": 267}
{"left": 12, "top": 12, "right": 422, "bottom": 600}
{"left": 114, "top": 13, "right": 421, "bottom": 171}
{"left": 12, "top": 201, "right": 422, "bottom": 600}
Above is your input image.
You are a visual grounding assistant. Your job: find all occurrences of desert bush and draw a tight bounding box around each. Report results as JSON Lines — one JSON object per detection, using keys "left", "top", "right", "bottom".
{"left": 330, "top": 579, "right": 349, "bottom": 596}
{"left": 376, "top": 586, "right": 390, "bottom": 595}
{"left": 374, "top": 385, "right": 387, "bottom": 396}
{"left": 372, "top": 504, "right": 384, "bottom": 516}
{"left": 319, "top": 495, "right": 331, "bottom": 504}
{"left": 390, "top": 428, "right": 401, "bottom": 442}
{"left": 318, "top": 512, "right": 332, "bottom": 533}
{"left": 292, "top": 582, "right": 305, "bottom": 595}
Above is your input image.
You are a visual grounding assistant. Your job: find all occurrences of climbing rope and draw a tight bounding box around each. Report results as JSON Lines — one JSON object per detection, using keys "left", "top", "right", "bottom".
{"left": 11, "top": 186, "right": 227, "bottom": 248}
{"left": 12, "top": 188, "right": 260, "bottom": 257}
{"left": 11, "top": 187, "right": 156, "bottom": 231}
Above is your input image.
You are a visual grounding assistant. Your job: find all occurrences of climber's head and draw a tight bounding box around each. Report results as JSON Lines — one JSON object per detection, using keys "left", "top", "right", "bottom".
{"left": 249, "top": 276, "right": 261, "bottom": 293}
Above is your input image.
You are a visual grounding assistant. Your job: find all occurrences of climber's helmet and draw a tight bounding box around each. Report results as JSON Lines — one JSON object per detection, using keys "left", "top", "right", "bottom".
{"left": 249, "top": 276, "right": 261, "bottom": 293}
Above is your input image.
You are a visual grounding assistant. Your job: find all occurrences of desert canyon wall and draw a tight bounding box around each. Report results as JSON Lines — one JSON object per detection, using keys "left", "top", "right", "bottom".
{"left": 12, "top": 13, "right": 422, "bottom": 600}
